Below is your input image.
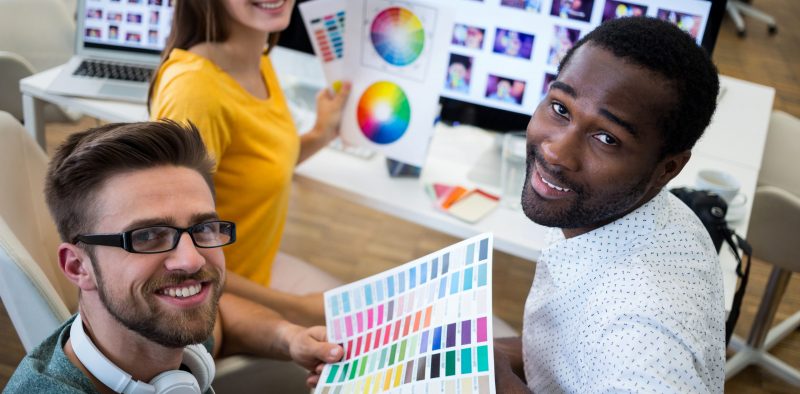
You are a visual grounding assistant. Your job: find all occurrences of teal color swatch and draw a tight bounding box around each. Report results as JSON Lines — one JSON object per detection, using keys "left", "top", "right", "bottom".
{"left": 461, "top": 347, "right": 472, "bottom": 374}
{"left": 463, "top": 267, "right": 473, "bottom": 291}
{"left": 326, "top": 364, "right": 339, "bottom": 384}
{"left": 477, "top": 346, "right": 489, "bottom": 372}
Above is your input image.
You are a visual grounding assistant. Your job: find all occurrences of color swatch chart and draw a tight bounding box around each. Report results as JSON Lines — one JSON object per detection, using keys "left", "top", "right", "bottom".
{"left": 309, "top": 11, "right": 345, "bottom": 63}
{"left": 315, "top": 234, "right": 496, "bottom": 394}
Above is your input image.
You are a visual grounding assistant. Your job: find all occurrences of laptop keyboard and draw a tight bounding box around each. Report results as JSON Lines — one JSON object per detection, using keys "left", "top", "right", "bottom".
{"left": 72, "top": 60, "right": 154, "bottom": 82}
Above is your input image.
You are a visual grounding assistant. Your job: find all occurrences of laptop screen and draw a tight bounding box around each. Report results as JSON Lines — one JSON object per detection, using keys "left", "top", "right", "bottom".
{"left": 81, "top": 0, "right": 174, "bottom": 55}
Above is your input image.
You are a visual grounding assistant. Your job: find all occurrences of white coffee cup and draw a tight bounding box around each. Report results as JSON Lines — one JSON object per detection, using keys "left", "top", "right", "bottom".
{"left": 695, "top": 169, "right": 747, "bottom": 206}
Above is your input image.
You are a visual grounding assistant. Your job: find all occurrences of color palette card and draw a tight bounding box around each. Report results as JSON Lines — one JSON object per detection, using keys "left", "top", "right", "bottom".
{"left": 446, "top": 190, "right": 499, "bottom": 224}
{"left": 299, "top": 0, "right": 347, "bottom": 87}
{"left": 425, "top": 183, "right": 500, "bottom": 224}
{"left": 339, "top": 0, "right": 454, "bottom": 167}
{"left": 315, "top": 234, "right": 496, "bottom": 394}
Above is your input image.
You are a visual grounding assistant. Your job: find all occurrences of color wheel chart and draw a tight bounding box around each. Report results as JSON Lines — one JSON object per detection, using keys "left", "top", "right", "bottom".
{"left": 315, "top": 234, "right": 496, "bottom": 394}
{"left": 360, "top": 0, "right": 437, "bottom": 82}
{"left": 357, "top": 81, "right": 410, "bottom": 144}
{"left": 340, "top": 0, "right": 452, "bottom": 166}
{"left": 370, "top": 7, "right": 424, "bottom": 66}
{"left": 309, "top": 11, "right": 345, "bottom": 63}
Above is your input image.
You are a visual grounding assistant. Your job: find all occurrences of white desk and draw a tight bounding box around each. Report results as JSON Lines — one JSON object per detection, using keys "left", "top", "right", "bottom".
{"left": 20, "top": 53, "right": 775, "bottom": 311}
{"left": 20, "top": 67, "right": 148, "bottom": 147}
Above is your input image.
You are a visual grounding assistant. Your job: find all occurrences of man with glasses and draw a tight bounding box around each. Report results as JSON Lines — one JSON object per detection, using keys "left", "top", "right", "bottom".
{"left": 6, "top": 121, "right": 342, "bottom": 393}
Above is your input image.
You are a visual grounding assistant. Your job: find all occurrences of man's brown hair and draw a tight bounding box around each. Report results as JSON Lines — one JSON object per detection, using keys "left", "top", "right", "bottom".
{"left": 45, "top": 120, "right": 215, "bottom": 243}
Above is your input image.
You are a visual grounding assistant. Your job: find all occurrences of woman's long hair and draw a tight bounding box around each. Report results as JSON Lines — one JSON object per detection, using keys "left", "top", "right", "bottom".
{"left": 147, "top": 0, "right": 280, "bottom": 111}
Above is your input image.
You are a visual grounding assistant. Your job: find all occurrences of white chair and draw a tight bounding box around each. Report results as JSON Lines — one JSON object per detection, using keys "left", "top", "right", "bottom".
{"left": 726, "top": 0, "right": 778, "bottom": 37}
{"left": 0, "top": 52, "right": 36, "bottom": 121}
{"left": 61, "top": 0, "right": 77, "bottom": 18}
{"left": 0, "top": 0, "right": 78, "bottom": 122}
{"left": 0, "top": 0, "right": 74, "bottom": 72}
{"left": 0, "top": 110, "right": 76, "bottom": 351}
{"left": 725, "top": 111, "right": 800, "bottom": 386}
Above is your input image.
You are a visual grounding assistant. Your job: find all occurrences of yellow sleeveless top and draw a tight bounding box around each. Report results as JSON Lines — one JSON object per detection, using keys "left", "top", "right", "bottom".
{"left": 150, "top": 49, "right": 299, "bottom": 287}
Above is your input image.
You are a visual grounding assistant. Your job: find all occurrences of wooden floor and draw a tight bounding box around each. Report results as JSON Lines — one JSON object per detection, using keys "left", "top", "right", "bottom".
{"left": 2, "top": 0, "right": 799, "bottom": 391}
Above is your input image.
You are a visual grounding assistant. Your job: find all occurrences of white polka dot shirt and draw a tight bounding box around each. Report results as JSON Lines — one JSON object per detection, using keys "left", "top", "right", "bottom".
{"left": 522, "top": 189, "right": 726, "bottom": 393}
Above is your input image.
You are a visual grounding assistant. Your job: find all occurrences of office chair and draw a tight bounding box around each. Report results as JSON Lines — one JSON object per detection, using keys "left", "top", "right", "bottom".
{"left": 725, "top": 111, "right": 800, "bottom": 386}
{"left": 726, "top": 0, "right": 777, "bottom": 37}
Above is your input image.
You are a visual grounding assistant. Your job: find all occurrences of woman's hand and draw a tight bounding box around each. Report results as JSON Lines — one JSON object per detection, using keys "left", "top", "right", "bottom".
{"left": 311, "top": 81, "right": 352, "bottom": 144}
{"left": 299, "top": 82, "right": 352, "bottom": 163}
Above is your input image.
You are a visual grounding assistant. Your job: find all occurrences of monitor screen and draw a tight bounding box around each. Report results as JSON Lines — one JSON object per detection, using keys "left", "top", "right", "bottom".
{"left": 80, "top": 0, "right": 175, "bottom": 55}
{"left": 280, "top": 0, "right": 727, "bottom": 132}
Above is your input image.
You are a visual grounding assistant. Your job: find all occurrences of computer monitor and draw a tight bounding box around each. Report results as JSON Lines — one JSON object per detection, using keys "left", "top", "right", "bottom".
{"left": 439, "top": 0, "right": 727, "bottom": 131}
{"left": 279, "top": 0, "right": 727, "bottom": 132}
{"left": 278, "top": 4, "right": 314, "bottom": 56}
{"left": 80, "top": 0, "right": 175, "bottom": 55}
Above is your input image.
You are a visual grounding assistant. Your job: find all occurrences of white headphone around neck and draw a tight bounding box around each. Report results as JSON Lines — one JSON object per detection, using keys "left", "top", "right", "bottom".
{"left": 70, "top": 313, "right": 215, "bottom": 394}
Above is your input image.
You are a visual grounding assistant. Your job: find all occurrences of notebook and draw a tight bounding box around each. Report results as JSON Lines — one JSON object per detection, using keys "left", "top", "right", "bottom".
{"left": 46, "top": 0, "right": 174, "bottom": 103}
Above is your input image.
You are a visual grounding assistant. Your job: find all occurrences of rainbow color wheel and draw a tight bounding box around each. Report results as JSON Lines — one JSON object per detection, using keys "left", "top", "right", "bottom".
{"left": 370, "top": 7, "right": 425, "bottom": 66}
{"left": 357, "top": 81, "right": 411, "bottom": 144}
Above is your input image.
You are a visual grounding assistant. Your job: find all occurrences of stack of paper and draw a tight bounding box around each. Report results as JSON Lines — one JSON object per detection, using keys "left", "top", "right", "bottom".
{"left": 425, "top": 183, "right": 500, "bottom": 223}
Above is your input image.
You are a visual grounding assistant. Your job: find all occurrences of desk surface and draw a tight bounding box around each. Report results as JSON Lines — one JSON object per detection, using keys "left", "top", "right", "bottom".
{"left": 20, "top": 53, "right": 776, "bottom": 311}
{"left": 21, "top": 67, "right": 148, "bottom": 123}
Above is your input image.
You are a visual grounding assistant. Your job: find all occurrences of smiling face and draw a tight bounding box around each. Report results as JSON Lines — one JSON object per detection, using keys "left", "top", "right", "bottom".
{"left": 221, "top": 0, "right": 295, "bottom": 35}
{"left": 522, "top": 44, "right": 687, "bottom": 238}
{"left": 85, "top": 166, "right": 225, "bottom": 347}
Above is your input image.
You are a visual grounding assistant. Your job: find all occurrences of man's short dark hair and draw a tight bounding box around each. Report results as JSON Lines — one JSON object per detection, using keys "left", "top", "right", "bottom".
{"left": 45, "top": 120, "right": 215, "bottom": 243}
{"left": 558, "top": 17, "right": 719, "bottom": 158}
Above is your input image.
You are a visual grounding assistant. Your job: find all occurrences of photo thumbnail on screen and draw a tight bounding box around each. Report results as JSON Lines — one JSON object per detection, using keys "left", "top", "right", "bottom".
{"left": 601, "top": 0, "right": 648, "bottom": 22}
{"left": 493, "top": 28, "right": 535, "bottom": 60}
{"left": 445, "top": 53, "right": 473, "bottom": 94}
{"left": 486, "top": 74, "right": 526, "bottom": 105}
{"left": 547, "top": 25, "right": 581, "bottom": 67}
{"left": 657, "top": 8, "right": 704, "bottom": 39}
{"left": 452, "top": 23, "right": 486, "bottom": 50}
{"left": 501, "top": 0, "right": 544, "bottom": 13}
{"left": 550, "top": 0, "right": 595, "bottom": 22}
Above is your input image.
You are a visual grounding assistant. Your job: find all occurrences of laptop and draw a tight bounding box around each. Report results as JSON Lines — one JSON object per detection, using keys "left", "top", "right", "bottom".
{"left": 46, "top": 0, "right": 174, "bottom": 103}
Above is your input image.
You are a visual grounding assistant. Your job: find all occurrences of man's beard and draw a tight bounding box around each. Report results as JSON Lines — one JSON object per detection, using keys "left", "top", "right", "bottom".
{"left": 91, "top": 253, "right": 222, "bottom": 348}
{"left": 521, "top": 145, "right": 654, "bottom": 230}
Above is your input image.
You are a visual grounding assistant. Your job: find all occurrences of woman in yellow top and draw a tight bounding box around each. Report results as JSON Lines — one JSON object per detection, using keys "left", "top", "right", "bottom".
{"left": 149, "top": 0, "right": 350, "bottom": 326}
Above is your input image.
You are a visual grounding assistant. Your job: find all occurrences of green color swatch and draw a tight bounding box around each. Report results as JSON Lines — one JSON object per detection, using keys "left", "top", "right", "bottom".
{"left": 445, "top": 350, "right": 456, "bottom": 376}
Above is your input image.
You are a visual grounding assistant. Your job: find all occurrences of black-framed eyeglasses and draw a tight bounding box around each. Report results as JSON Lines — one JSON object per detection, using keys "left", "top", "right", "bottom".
{"left": 73, "top": 221, "right": 236, "bottom": 254}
